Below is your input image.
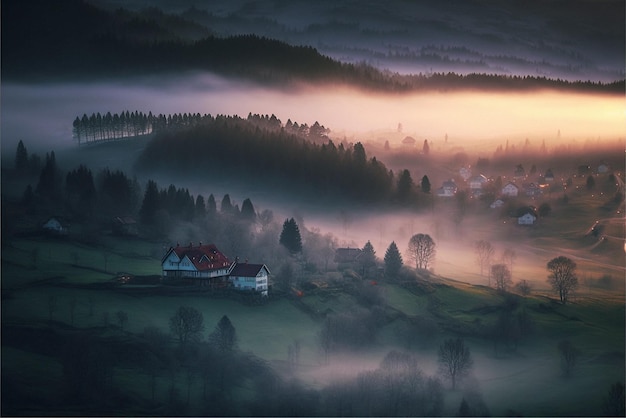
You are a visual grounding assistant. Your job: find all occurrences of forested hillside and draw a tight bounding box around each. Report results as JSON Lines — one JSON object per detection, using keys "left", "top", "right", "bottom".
{"left": 2, "top": 0, "right": 623, "bottom": 93}
{"left": 135, "top": 113, "right": 406, "bottom": 204}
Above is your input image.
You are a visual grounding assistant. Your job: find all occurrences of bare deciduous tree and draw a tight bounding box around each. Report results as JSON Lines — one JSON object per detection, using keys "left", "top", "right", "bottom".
{"left": 491, "top": 264, "right": 512, "bottom": 292}
{"left": 515, "top": 279, "right": 532, "bottom": 297}
{"left": 547, "top": 256, "right": 578, "bottom": 304}
{"left": 557, "top": 340, "right": 580, "bottom": 377}
{"left": 474, "top": 240, "right": 494, "bottom": 284}
{"left": 500, "top": 247, "right": 517, "bottom": 276}
{"left": 438, "top": 338, "right": 473, "bottom": 390}
{"left": 116, "top": 310, "right": 128, "bottom": 331}
{"left": 407, "top": 233, "right": 436, "bottom": 270}
{"left": 170, "top": 306, "right": 204, "bottom": 344}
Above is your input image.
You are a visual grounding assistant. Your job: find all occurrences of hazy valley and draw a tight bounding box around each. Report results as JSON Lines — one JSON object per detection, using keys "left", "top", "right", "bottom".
{"left": 1, "top": 0, "right": 624, "bottom": 416}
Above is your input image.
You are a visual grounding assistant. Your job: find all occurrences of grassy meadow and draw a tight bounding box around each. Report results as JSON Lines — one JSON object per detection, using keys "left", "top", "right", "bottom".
{"left": 2, "top": 231, "right": 623, "bottom": 416}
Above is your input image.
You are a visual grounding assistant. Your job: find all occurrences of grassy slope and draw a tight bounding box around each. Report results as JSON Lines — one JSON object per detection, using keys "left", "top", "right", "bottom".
{"left": 2, "top": 231, "right": 623, "bottom": 416}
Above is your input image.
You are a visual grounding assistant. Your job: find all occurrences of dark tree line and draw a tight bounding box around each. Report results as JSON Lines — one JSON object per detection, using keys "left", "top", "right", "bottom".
{"left": 137, "top": 114, "right": 419, "bottom": 205}
{"left": 7, "top": 0, "right": 623, "bottom": 93}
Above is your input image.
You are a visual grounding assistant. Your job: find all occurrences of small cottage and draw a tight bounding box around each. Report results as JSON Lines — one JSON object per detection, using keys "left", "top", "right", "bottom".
{"left": 112, "top": 216, "right": 138, "bottom": 236}
{"left": 459, "top": 167, "right": 472, "bottom": 181}
{"left": 42, "top": 217, "right": 68, "bottom": 236}
{"left": 469, "top": 174, "right": 488, "bottom": 190}
{"left": 501, "top": 182, "right": 519, "bottom": 197}
{"left": 229, "top": 262, "right": 270, "bottom": 296}
{"left": 518, "top": 212, "right": 537, "bottom": 225}
{"left": 524, "top": 183, "right": 542, "bottom": 197}
{"left": 437, "top": 180, "right": 458, "bottom": 197}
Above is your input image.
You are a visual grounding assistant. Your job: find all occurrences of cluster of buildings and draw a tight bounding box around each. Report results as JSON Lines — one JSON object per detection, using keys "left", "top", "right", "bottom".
{"left": 161, "top": 243, "right": 270, "bottom": 295}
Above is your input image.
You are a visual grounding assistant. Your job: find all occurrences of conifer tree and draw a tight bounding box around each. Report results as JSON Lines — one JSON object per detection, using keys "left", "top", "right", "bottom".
{"left": 421, "top": 175, "right": 431, "bottom": 193}
{"left": 15, "top": 140, "right": 28, "bottom": 172}
{"left": 384, "top": 241, "right": 403, "bottom": 278}
{"left": 279, "top": 218, "right": 303, "bottom": 254}
{"left": 140, "top": 180, "right": 160, "bottom": 225}
{"left": 359, "top": 240, "right": 377, "bottom": 277}
{"left": 240, "top": 198, "right": 256, "bottom": 222}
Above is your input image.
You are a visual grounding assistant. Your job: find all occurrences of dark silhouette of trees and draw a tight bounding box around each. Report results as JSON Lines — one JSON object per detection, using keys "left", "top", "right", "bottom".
{"left": 422, "top": 139, "right": 430, "bottom": 155}
{"left": 586, "top": 175, "right": 596, "bottom": 190}
{"left": 421, "top": 175, "right": 431, "bottom": 194}
{"left": 396, "top": 169, "right": 416, "bottom": 204}
{"left": 438, "top": 338, "right": 473, "bottom": 390}
{"left": 491, "top": 264, "right": 512, "bottom": 292}
{"left": 139, "top": 179, "right": 160, "bottom": 225}
{"left": 97, "top": 168, "right": 140, "bottom": 217}
{"left": 65, "top": 165, "right": 96, "bottom": 218}
{"left": 602, "top": 382, "right": 625, "bottom": 416}
{"left": 557, "top": 340, "right": 580, "bottom": 377}
{"left": 170, "top": 306, "right": 204, "bottom": 344}
{"left": 384, "top": 241, "right": 403, "bottom": 279}
{"left": 359, "top": 241, "right": 377, "bottom": 278}
{"left": 137, "top": 114, "right": 398, "bottom": 205}
{"left": 208, "top": 315, "right": 238, "bottom": 354}
{"left": 279, "top": 218, "right": 303, "bottom": 254}
{"left": 240, "top": 198, "right": 256, "bottom": 223}
{"left": 547, "top": 256, "right": 578, "bottom": 303}
{"left": 515, "top": 279, "right": 532, "bottom": 297}
{"left": 36, "top": 151, "right": 62, "bottom": 201}
{"left": 501, "top": 247, "right": 517, "bottom": 277}
{"left": 14, "top": 140, "right": 29, "bottom": 172}
{"left": 407, "top": 233, "right": 436, "bottom": 270}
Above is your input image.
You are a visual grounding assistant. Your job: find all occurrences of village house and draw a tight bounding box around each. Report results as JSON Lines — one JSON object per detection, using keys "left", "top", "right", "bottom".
{"left": 161, "top": 243, "right": 271, "bottom": 293}
{"left": 437, "top": 179, "right": 458, "bottom": 197}
{"left": 518, "top": 212, "right": 537, "bottom": 225}
{"left": 469, "top": 174, "right": 488, "bottom": 190}
{"left": 524, "top": 182, "right": 542, "bottom": 197}
{"left": 401, "top": 136, "right": 416, "bottom": 147}
{"left": 544, "top": 169, "right": 555, "bottom": 182}
{"left": 42, "top": 217, "right": 68, "bottom": 236}
{"left": 516, "top": 207, "right": 538, "bottom": 225}
{"left": 459, "top": 167, "right": 472, "bottom": 181}
{"left": 229, "top": 262, "right": 270, "bottom": 296}
{"left": 161, "top": 243, "right": 232, "bottom": 285}
{"left": 112, "top": 216, "right": 138, "bottom": 236}
{"left": 490, "top": 199, "right": 505, "bottom": 209}
{"left": 597, "top": 163, "right": 610, "bottom": 174}
{"left": 501, "top": 182, "right": 519, "bottom": 197}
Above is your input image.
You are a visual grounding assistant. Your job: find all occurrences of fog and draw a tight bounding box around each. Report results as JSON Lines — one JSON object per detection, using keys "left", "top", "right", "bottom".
{"left": 2, "top": 73, "right": 624, "bottom": 156}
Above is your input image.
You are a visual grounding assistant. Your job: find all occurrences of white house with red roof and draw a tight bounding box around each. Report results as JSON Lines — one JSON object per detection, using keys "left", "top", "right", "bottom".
{"left": 161, "top": 243, "right": 270, "bottom": 293}
{"left": 161, "top": 243, "right": 232, "bottom": 285}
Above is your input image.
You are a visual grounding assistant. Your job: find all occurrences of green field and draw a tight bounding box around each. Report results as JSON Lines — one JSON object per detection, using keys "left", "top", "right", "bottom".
{"left": 2, "top": 233, "right": 624, "bottom": 416}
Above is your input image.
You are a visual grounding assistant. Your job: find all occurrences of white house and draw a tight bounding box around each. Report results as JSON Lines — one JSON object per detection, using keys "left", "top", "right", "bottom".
{"left": 161, "top": 243, "right": 232, "bottom": 285}
{"left": 518, "top": 212, "right": 537, "bottom": 225}
{"left": 524, "top": 183, "right": 542, "bottom": 197}
{"left": 501, "top": 182, "right": 519, "bottom": 197}
{"left": 437, "top": 180, "right": 458, "bottom": 197}
{"left": 161, "top": 243, "right": 271, "bottom": 293}
{"left": 229, "top": 262, "right": 270, "bottom": 296}
{"left": 402, "top": 136, "right": 416, "bottom": 147}
{"left": 469, "top": 174, "right": 488, "bottom": 191}
{"left": 490, "top": 199, "right": 505, "bottom": 209}
{"left": 459, "top": 167, "right": 472, "bottom": 181}
{"left": 42, "top": 217, "right": 68, "bottom": 236}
